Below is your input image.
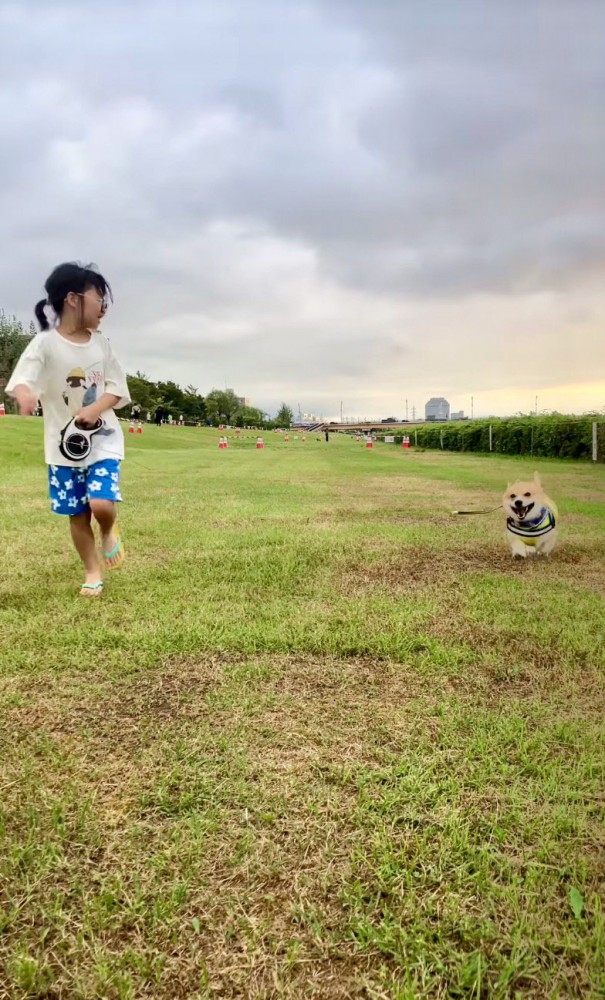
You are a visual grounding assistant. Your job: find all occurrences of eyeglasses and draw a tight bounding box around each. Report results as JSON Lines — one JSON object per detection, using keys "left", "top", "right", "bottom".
{"left": 78, "top": 290, "right": 108, "bottom": 314}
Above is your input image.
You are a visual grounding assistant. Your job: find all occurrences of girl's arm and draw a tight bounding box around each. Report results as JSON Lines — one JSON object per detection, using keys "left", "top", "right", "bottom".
{"left": 6, "top": 336, "right": 47, "bottom": 415}
{"left": 11, "top": 384, "right": 39, "bottom": 415}
{"left": 77, "top": 393, "right": 121, "bottom": 427}
{"left": 103, "top": 338, "right": 131, "bottom": 411}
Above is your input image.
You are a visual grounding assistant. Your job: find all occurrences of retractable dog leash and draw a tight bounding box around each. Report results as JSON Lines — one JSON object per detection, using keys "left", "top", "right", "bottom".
{"left": 59, "top": 416, "right": 105, "bottom": 462}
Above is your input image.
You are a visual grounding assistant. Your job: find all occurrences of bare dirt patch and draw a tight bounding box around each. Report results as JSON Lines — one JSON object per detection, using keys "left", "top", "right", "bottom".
{"left": 339, "top": 537, "right": 605, "bottom": 597}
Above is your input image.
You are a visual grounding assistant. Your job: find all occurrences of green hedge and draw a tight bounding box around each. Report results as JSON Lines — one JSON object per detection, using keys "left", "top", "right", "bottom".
{"left": 406, "top": 416, "right": 605, "bottom": 461}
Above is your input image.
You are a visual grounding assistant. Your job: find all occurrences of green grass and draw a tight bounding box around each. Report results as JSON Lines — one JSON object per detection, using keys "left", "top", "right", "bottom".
{"left": 1, "top": 417, "right": 604, "bottom": 998}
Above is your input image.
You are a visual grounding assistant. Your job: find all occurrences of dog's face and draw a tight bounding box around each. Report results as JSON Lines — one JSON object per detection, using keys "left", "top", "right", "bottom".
{"left": 503, "top": 472, "right": 547, "bottom": 522}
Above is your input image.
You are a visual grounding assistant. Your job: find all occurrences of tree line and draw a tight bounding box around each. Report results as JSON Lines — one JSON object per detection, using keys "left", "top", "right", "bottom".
{"left": 0, "top": 312, "right": 294, "bottom": 428}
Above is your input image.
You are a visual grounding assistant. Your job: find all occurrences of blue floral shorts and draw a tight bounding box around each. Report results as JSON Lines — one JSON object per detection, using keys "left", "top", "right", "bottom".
{"left": 48, "top": 459, "right": 122, "bottom": 516}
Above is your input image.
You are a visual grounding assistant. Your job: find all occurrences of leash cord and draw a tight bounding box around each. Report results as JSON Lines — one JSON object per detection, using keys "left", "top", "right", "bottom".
{"left": 452, "top": 505, "right": 503, "bottom": 515}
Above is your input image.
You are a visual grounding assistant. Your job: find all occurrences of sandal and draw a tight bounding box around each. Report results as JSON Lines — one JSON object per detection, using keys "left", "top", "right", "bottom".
{"left": 80, "top": 581, "right": 104, "bottom": 597}
{"left": 103, "top": 534, "right": 125, "bottom": 570}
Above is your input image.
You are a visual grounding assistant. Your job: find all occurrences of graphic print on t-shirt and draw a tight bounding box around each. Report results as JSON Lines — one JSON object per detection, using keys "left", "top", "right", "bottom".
{"left": 62, "top": 365, "right": 105, "bottom": 417}
{"left": 58, "top": 363, "right": 115, "bottom": 461}
{"left": 62, "top": 367, "right": 89, "bottom": 415}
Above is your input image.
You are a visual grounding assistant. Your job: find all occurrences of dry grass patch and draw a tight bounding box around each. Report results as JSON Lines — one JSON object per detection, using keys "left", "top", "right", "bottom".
{"left": 0, "top": 657, "right": 420, "bottom": 998}
{"left": 339, "top": 535, "right": 605, "bottom": 598}
{"left": 2, "top": 654, "right": 604, "bottom": 997}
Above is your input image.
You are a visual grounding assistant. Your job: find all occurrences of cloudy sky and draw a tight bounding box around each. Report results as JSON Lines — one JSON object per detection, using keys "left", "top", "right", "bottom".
{"left": 1, "top": 0, "right": 604, "bottom": 419}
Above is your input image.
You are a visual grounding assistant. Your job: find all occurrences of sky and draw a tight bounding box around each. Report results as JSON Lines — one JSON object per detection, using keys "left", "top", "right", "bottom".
{"left": 1, "top": 0, "right": 604, "bottom": 420}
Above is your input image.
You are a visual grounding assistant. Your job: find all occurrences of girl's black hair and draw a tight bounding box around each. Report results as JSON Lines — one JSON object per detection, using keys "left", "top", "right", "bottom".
{"left": 34, "top": 262, "right": 113, "bottom": 331}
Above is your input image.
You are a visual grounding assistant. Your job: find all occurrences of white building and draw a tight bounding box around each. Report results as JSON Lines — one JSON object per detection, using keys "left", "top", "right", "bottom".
{"left": 425, "top": 397, "right": 450, "bottom": 421}
{"left": 451, "top": 410, "right": 465, "bottom": 421}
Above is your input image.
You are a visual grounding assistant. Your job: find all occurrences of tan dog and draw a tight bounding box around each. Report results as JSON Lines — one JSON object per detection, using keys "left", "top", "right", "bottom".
{"left": 503, "top": 472, "right": 558, "bottom": 558}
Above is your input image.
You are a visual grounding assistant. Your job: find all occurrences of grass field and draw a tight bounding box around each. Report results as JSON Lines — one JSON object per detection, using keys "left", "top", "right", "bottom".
{"left": 1, "top": 417, "right": 604, "bottom": 999}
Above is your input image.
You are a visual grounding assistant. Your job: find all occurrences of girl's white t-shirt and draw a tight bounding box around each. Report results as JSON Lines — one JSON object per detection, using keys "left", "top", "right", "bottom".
{"left": 7, "top": 329, "right": 131, "bottom": 468}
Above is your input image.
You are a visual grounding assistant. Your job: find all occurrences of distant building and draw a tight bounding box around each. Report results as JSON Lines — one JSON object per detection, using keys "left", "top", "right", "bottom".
{"left": 451, "top": 410, "right": 465, "bottom": 421}
{"left": 425, "top": 397, "right": 450, "bottom": 421}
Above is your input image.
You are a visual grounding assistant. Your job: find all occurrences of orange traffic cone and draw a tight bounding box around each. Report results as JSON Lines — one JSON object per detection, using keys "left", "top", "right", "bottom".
{"left": 137, "top": 422, "right": 142, "bottom": 434}
{"left": 302, "top": 435, "right": 306, "bottom": 443}
{"left": 223, "top": 436, "right": 228, "bottom": 449}
{"left": 256, "top": 436, "right": 264, "bottom": 450}
{"left": 128, "top": 420, "right": 135, "bottom": 434}
{"left": 366, "top": 437, "right": 373, "bottom": 449}
{"left": 0, "top": 402, "right": 5, "bottom": 416}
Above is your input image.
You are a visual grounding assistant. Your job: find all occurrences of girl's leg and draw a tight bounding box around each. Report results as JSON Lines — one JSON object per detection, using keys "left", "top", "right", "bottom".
{"left": 89, "top": 499, "right": 123, "bottom": 568}
{"left": 69, "top": 511, "right": 103, "bottom": 594}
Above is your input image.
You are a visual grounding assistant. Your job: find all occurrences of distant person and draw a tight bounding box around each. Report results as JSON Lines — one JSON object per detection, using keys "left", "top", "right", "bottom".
{"left": 146, "top": 411, "right": 151, "bottom": 423}
{"left": 325, "top": 429, "right": 329, "bottom": 442}
{"left": 131, "top": 403, "right": 141, "bottom": 422}
{"left": 6, "top": 261, "right": 129, "bottom": 598}
{"left": 154, "top": 406, "right": 163, "bottom": 426}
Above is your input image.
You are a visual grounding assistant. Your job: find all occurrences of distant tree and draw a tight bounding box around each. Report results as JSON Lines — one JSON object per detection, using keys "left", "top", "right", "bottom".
{"left": 205, "top": 389, "right": 242, "bottom": 425}
{"left": 236, "top": 405, "right": 265, "bottom": 428}
{"left": 0, "top": 311, "right": 35, "bottom": 408}
{"left": 126, "top": 372, "right": 161, "bottom": 412}
{"left": 275, "top": 402, "right": 293, "bottom": 428}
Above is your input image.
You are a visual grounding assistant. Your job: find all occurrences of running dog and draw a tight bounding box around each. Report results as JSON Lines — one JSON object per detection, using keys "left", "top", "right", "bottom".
{"left": 503, "top": 473, "right": 558, "bottom": 558}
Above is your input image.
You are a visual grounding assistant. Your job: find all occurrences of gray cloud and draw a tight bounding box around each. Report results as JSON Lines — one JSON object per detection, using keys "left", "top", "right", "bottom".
{"left": 1, "top": 0, "right": 604, "bottom": 417}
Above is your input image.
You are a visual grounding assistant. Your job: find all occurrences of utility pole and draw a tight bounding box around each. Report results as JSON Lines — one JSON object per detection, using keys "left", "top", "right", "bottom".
{"left": 405, "top": 398, "right": 408, "bottom": 421}
{"left": 340, "top": 400, "right": 343, "bottom": 423}
{"left": 412, "top": 404, "right": 416, "bottom": 421}
{"left": 471, "top": 396, "right": 474, "bottom": 419}
{"left": 535, "top": 396, "right": 538, "bottom": 416}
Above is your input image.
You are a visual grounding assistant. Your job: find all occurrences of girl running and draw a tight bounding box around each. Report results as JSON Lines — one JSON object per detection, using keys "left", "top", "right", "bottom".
{"left": 7, "top": 262, "right": 130, "bottom": 596}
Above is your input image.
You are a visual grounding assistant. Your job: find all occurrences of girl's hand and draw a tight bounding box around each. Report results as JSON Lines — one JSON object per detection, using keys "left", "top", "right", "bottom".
{"left": 13, "top": 385, "right": 38, "bottom": 415}
{"left": 76, "top": 404, "right": 101, "bottom": 428}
